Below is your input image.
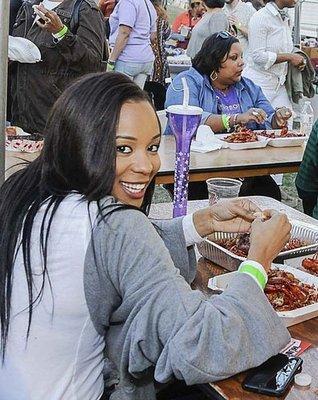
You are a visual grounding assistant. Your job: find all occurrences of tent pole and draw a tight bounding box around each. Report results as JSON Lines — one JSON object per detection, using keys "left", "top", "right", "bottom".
{"left": 293, "top": 1, "right": 302, "bottom": 47}
{"left": 0, "top": 0, "right": 10, "bottom": 184}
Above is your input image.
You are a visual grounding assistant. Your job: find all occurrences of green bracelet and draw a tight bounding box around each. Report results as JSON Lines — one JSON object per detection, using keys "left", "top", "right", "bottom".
{"left": 54, "top": 25, "right": 68, "bottom": 39}
{"left": 238, "top": 264, "right": 267, "bottom": 290}
{"left": 221, "top": 114, "right": 230, "bottom": 132}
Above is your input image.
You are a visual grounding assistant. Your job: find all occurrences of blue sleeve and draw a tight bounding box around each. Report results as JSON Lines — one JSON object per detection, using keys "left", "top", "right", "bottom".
{"left": 164, "top": 73, "right": 211, "bottom": 135}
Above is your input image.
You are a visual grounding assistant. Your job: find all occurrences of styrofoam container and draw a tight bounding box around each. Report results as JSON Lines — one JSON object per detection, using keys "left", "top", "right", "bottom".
{"left": 208, "top": 264, "right": 318, "bottom": 327}
{"left": 197, "top": 220, "right": 318, "bottom": 271}
{"left": 284, "top": 254, "right": 318, "bottom": 277}
{"left": 218, "top": 133, "right": 268, "bottom": 150}
{"left": 255, "top": 130, "right": 307, "bottom": 147}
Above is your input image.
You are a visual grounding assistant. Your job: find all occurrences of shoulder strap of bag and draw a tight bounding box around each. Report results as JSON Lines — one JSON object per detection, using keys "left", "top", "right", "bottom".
{"left": 69, "top": 0, "right": 85, "bottom": 34}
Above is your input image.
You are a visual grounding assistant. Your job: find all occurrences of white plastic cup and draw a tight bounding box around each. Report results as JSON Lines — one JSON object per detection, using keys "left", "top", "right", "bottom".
{"left": 206, "top": 178, "right": 242, "bottom": 205}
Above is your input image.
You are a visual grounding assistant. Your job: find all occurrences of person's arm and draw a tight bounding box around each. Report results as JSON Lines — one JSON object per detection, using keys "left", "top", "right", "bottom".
{"left": 36, "top": 2, "right": 106, "bottom": 71}
{"left": 108, "top": 0, "right": 137, "bottom": 63}
{"left": 151, "top": 217, "right": 197, "bottom": 284}
{"left": 248, "top": 15, "right": 305, "bottom": 69}
{"left": 109, "top": 25, "right": 132, "bottom": 62}
{"left": 248, "top": 16, "right": 277, "bottom": 70}
{"left": 85, "top": 208, "right": 290, "bottom": 387}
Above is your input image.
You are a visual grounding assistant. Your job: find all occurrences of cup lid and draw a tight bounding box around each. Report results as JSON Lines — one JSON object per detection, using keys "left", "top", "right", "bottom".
{"left": 166, "top": 105, "right": 203, "bottom": 116}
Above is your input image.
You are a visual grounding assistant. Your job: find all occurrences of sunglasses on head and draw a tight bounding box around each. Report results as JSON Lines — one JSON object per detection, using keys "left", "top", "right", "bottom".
{"left": 191, "top": 2, "right": 201, "bottom": 6}
{"left": 217, "top": 31, "right": 233, "bottom": 39}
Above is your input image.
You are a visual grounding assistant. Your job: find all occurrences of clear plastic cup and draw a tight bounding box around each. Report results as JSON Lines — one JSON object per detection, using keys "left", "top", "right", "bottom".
{"left": 206, "top": 178, "right": 242, "bottom": 205}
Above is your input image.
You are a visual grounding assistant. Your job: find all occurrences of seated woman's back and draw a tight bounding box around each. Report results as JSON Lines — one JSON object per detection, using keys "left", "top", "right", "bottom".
{"left": 0, "top": 194, "right": 104, "bottom": 400}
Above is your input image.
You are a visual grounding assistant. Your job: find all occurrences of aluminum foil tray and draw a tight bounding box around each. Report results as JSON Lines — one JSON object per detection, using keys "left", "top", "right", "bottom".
{"left": 197, "top": 220, "right": 318, "bottom": 272}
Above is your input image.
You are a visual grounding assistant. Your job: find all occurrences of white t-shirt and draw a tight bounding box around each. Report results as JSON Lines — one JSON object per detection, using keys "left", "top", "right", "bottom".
{"left": 0, "top": 195, "right": 104, "bottom": 400}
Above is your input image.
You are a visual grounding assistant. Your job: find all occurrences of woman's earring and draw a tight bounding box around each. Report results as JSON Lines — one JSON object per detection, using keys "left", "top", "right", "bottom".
{"left": 210, "top": 71, "right": 218, "bottom": 81}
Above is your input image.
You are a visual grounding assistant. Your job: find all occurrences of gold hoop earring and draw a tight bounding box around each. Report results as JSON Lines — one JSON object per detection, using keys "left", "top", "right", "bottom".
{"left": 210, "top": 71, "right": 218, "bottom": 81}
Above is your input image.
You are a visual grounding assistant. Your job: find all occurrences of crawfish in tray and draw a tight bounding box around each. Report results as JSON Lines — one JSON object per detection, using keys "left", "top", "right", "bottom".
{"left": 302, "top": 253, "right": 318, "bottom": 276}
{"left": 223, "top": 126, "right": 258, "bottom": 143}
{"left": 265, "top": 268, "right": 318, "bottom": 311}
{"left": 216, "top": 234, "right": 307, "bottom": 258}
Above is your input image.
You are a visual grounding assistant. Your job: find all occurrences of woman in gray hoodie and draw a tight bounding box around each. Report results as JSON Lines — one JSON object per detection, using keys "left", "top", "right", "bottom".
{"left": 0, "top": 72, "right": 291, "bottom": 400}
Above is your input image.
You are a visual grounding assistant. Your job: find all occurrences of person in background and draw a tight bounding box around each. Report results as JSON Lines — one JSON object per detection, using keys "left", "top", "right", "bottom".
{"left": 107, "top": 0, "right": 157, "bottom": 89}
{"left": 166, "top": 32, "right": 291, "bottom": 135}
{"left": 224, "top": 0, "right": 255, "bottom": 61}
{"left": 165, "top": 32, "right": 292, "bottom": 200}
{"left": 10, "top": 0, "right": 107, "bottom": 134}
{"left": 243, "top": 0, "right": 306, "bottom": 112}
{"left": 243, "top": 0, "right": 306, "bottom": 187}
{"left": 296, "top": 119, "right": 318, "bottom": 219}
{"left": 187, "top": 0, "right": 228, "bottom": 58}
{"left": 144, "top": 0, "right": 171, "bottom": 110}
{"left": 0, "top": 72, "right": 291, "bottom": 400}
{"left": 171, "top": 0, "right": 205, "bottom": 49}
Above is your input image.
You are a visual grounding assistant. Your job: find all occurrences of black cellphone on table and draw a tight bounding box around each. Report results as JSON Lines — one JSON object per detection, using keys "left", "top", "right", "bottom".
{"left": 242, "top": 354, "right": 303, "bottom": 397}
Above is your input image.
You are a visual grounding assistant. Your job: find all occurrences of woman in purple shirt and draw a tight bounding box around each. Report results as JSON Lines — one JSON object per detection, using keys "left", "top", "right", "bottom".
{"left": 165, "top": 32, "right": 292, "bottom": 134}
{"left": 165, "top": 32, "right": 293, "bottom": 200}
{"left": 107, "top": 0, "right": 157, "bottom": 89}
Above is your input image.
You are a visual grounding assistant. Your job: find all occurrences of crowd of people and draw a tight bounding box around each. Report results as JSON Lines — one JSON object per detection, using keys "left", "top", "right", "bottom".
{"left": 2, "top": 0, "right": 318, "bottom": 399}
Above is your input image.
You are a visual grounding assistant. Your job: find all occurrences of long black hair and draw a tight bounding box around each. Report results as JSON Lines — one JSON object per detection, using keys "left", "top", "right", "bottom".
{"left": 0, "top": 72, "right": 156, "bottom": 357}
{"left": 192, "top": 32, "right": 239, "bottom": 76}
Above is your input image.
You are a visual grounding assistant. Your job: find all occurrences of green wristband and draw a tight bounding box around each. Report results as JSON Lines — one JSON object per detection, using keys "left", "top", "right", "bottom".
{"left": 221, "top": 114, "right": 230, "bottom": 132}
{"left": 238, "top": 264, "right": 267, "bottom": 290}
{"left": 54, "top": 25, "right": 68, "bottom": 39}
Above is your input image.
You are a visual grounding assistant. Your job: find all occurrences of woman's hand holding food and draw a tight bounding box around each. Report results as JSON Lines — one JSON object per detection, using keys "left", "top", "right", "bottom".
{"left": 273, "top": 107, "right": 292, "bottom": 128}
{"left": 34, "top": 4, "right": 64, "bottom": 34}
{"left": 192, "top": 198, "right": 263, "bottom": 238}
{"left": 248, "top": 211, "right": 291, "bottom": 273}
{"left": 236, "top": 108, "right": 267, "bottom": 125}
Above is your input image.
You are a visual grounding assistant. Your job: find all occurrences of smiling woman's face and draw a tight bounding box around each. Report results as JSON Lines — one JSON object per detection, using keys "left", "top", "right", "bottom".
{"left": 111, "top": 101, "right": 161, "bottom": 208}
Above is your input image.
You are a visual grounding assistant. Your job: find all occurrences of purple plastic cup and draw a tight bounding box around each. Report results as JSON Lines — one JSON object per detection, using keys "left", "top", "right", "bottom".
{"left": 167, "top": 105, "right": 203, "bottom": 217}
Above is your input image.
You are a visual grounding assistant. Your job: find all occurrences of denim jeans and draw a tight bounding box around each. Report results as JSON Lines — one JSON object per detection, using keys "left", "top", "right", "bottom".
{"left": 115, "top": 60, "right": 153, "bottom": 89}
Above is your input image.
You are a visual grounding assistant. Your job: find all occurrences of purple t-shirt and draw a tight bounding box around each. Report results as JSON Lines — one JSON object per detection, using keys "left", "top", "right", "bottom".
{"left": 214, "top": 86, "right": 241, "bottom": 115}
{"left": 109, "top": 0, "right": 157, "bottom": 63}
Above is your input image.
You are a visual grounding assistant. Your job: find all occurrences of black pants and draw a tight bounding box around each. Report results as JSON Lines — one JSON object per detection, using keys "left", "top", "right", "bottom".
{"left": 144, "top": 81, "right": 167, "bottom": 111}
{"left": 101, "top": 383, "right": 212, "bottom": 400}
{"left": 297, "top": 187, "right": 318, "bottom": 216}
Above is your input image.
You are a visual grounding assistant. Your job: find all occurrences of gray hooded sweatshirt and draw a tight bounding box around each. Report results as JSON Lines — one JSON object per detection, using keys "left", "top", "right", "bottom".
{"left": 84, "top": 204, "right": 290, "bottom": 400}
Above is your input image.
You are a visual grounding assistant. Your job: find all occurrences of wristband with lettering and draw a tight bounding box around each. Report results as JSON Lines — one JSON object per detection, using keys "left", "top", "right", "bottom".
{"left": 238, "top": 262, "right": 267, "bottom": 290}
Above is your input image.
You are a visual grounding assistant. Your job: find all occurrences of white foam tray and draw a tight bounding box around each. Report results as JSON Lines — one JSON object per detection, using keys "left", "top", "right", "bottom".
{"left": 255, "top": 130, "right": 307, "bottom": 147}
{"left": 208, "top": 264, "right": 318, "bottom": 327}
{"left": 218, "top": 133, "right": 268, "bottom": 150}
